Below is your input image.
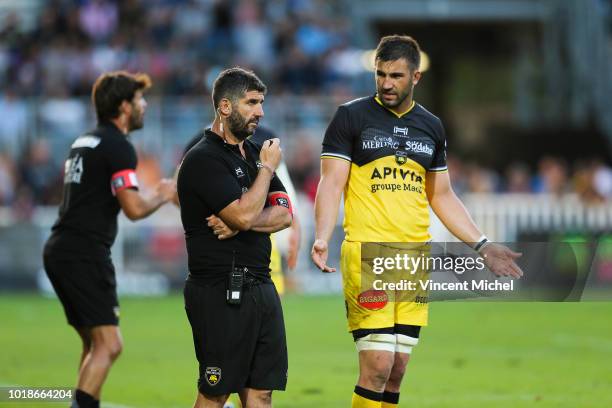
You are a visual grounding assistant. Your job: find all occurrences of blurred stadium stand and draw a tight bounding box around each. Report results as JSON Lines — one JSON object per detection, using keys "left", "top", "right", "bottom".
{"left": 1, "top": 0, "right": 611, "bottom": 294}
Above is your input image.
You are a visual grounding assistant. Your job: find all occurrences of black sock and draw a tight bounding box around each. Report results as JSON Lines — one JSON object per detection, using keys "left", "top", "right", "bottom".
{"left": 383, "top": 390, "right": 400, "bottom": 404}
{"left": 354, "top": 385, "right": 383, "bottom": 402}
{"left": 73, "top": 389, "right": 99, "bottom": 408}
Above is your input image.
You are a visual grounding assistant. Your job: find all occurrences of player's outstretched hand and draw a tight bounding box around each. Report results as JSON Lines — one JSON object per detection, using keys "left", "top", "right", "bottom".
{"left": 156, "top": 178, "right": 177, "bottom": 202}
{"left": 207, "top": 214, "right": 238, "bottom": 240}
{"left": 480, "top": 243, "right": 523, "bottom": 279}
{"left": 311, "top": 239, "right": 336, "bottom": 273}
{"left": 259, "top": 138, "right": 282, "bottom": 171}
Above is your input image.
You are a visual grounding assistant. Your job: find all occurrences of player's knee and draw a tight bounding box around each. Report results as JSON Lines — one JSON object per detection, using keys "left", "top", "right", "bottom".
{"left": 103, "top": 337, "right": 123, "bottom": 360}
{"left": 388, "top": 361, "right": 407, "bottom": 383}
{"left": 253, "top": 390, "right": 273, "bottom": 405}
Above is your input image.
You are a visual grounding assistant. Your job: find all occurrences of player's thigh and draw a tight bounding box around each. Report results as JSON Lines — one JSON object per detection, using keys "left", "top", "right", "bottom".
{"left": 247, "top": 284, "right": 287, "bottom": 392}
{"left": 43, "top": 256, "right": 120, "bottom": 327}
{"left": 341, "top": 240, "right": 394, "bottom": 332}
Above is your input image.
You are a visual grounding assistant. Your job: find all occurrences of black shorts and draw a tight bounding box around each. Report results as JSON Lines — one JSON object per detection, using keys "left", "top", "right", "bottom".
{"left": 184, "top": 278, "right": 288, "bottom": 396}
{"left": 43, "top": 254, "right": 119, "bottom": 327}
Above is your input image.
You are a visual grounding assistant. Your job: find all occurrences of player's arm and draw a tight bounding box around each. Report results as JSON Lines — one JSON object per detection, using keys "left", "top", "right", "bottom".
{"left": 311, "top": 158, "right": 350, "bottom": 272}
{"left": 249, "top": 166, "right": 294, "bottom": 233}
{"left": 249, "top": 206, "right": 292, "bottom": 233}
{"left": 171, "top": 164, "right": 180, "bottom": 207}
{"left": 426, "top": 170, "right": 523, "bottom": 278}
{"left": 217, "top": 139, "right": 282, "bottom": 231}
{"left": 116, "top": 179, "right": 176, "bottom": 221}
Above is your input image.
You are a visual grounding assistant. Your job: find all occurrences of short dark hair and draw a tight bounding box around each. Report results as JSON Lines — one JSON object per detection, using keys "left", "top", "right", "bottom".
{"left": 375, "top": 35, "right": 421, "bottom": 71}
{"left": 212, "top": 67, "right": 267, "bottom": 110}
{"left": 92, "top": 71, "right": 152, "bottom": 122}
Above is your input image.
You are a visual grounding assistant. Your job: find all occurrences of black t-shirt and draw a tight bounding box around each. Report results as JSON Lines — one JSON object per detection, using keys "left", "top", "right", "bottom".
{"left": 45, "top": 122, "right": 139, "bottom": 259}
{"left": 177, "top": 128, "right": 286, "bottom": 283}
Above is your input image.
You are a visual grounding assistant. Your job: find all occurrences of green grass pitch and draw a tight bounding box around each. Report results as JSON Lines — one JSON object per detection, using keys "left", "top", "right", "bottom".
{"left": 1, "top": 294, "right": 612, "bottom": 407}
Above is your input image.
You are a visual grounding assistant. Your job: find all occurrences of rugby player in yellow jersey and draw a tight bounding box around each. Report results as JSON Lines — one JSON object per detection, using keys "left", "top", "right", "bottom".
{"left": 311, "top": 35, "right": 523, "bottom": 408}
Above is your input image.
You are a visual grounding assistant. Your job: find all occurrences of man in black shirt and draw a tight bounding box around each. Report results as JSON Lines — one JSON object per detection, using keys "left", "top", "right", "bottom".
{"left": 43, "top": 71, "right": 176, "bottom": 408}
{"left": 177, "top": 67, "right": 293, "bottom": 408}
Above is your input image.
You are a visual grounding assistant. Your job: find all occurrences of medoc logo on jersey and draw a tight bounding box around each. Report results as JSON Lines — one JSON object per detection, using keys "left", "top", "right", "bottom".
{"left": 362, "top": 130, "right": 400, "bottom": 150}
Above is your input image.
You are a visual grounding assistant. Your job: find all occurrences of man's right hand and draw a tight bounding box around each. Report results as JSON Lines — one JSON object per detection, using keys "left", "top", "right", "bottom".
{"left": 259, "top": 138, "right": 282, "bottom": 171}
{"left": 311, "top": 239, "right": 336, "bottom": 273}
{"left": 156, "top": 178, "right": 177, "bottom": 202}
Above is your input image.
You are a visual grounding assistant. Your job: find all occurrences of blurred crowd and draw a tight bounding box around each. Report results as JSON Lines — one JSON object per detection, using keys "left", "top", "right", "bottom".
{"left": 0, "top": 0, "right": 611, "bottom": 218}
{"left": 1, "top": 136, "right": 611, "bottom": 217}
{"left": 0, "top": 0, "right": 358, "bottom": 99}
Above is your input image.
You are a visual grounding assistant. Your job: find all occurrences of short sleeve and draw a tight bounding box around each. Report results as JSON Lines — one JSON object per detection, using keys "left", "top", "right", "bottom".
{"left": 108, "top": 139, "right": 138, "bottom": 174}
{"left": 186, "top": 153, "right": 242, "bottom": 214}
{"left": 108, "top": 139, "right": 139, "bottom": 194}
{"left": 321, "top": 106, "right": 353, "bottom": 162}
{"left": 269, "top": 172, "right": 287, "bottom": 194}
{"left": 429, "top": 119, "right": 448, "bottom": 172}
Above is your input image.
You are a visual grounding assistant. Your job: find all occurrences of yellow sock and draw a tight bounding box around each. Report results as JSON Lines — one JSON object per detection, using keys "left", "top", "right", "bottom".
{"left": 352, "top": 386, "right": 382, "bottom": 408}
{"left": 381, "top": 391, "right": 400, "bottom": 407}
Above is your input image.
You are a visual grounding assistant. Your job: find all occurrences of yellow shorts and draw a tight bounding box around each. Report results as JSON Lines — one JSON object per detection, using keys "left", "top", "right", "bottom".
{"left": 340, "top": 240, "right": 430, "bottom": 332}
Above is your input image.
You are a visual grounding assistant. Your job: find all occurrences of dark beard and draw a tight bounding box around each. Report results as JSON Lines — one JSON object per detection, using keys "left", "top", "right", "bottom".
{"left": 128, "top": 104, "right": 144, "bottom": 131}
{"left": 378, "top": 83, "right": 413, "bottom": 109}
{"left": 228, "top": 110, "right": 255, "bottom": 141}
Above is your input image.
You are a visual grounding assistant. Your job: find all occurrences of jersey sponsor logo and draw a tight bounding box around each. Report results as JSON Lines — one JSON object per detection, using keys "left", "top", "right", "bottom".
{"left": 363, "top": 134, "right": 400, "bottom": 150}
{"left": 357, "top": 290, "right": 388, "bottom": 310}
{"left": 205, "top": 367, "right": 222, "bottom": 386}
{"left": 404, "top": 140, "right": 433, "bottom": 156}
{"left": 393, "top": 126, "right": 409, "bottom": 137}
{"left": 371, "top": 167, "right": 423, "bottom": 183}
{"left": 71, "top": 135, "right": 101, "bottom": 149}
{"left": 370, "top": 167, "right": 423, "bottom": 194}
{"left": 64, "top": 154, "right": 84, "bottom": 184}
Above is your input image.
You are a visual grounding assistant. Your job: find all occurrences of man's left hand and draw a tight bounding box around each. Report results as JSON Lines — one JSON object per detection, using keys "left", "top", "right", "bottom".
{"left": 480, "top": 243, "right": 523, "bottom": 279}
{"left": 207, "top": 215, "right": 239, "bottom": 240}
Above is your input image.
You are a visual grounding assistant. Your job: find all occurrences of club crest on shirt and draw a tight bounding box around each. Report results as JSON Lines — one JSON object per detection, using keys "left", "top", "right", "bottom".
{"left": 205, "top": 367, "right": 222, "bottom": 386}
{"left": 395, "top": 150, "right": 408, "bottom": 165}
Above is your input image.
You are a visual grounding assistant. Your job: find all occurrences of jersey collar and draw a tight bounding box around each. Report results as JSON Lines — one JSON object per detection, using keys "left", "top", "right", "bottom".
{"left": 374, "top": 95, "right": 416, "bottom": 118}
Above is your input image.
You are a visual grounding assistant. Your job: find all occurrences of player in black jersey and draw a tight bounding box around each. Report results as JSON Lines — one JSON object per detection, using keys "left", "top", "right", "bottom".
{"left": 177, "top": 68, "right": 293, "bottom": 408}
{"left": 43, "top": 71, "right": 176, "bottom": 408}
{"left": 312, "top": 36, "right": 523, "bottom": 408}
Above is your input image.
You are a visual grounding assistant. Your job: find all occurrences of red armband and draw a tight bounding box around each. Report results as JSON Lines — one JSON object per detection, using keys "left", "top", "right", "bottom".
{"left": 110, "top": 169, "right": 139, "bottom": 196}
{"left": 267, "top": 192, "right": 293, "bottom": 216}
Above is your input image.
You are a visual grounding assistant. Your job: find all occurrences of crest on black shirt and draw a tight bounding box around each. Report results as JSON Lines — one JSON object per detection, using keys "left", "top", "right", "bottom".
{"left": 205, "top": 367, "right": 221, "bottom": 386}
{"left": 395, "top": 150, "right": 408, "bottom": 165}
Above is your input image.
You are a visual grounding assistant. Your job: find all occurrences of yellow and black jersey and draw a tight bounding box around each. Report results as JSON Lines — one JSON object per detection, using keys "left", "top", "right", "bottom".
{"left": 322, "top": 95, "right": 448, "bottom": 243}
